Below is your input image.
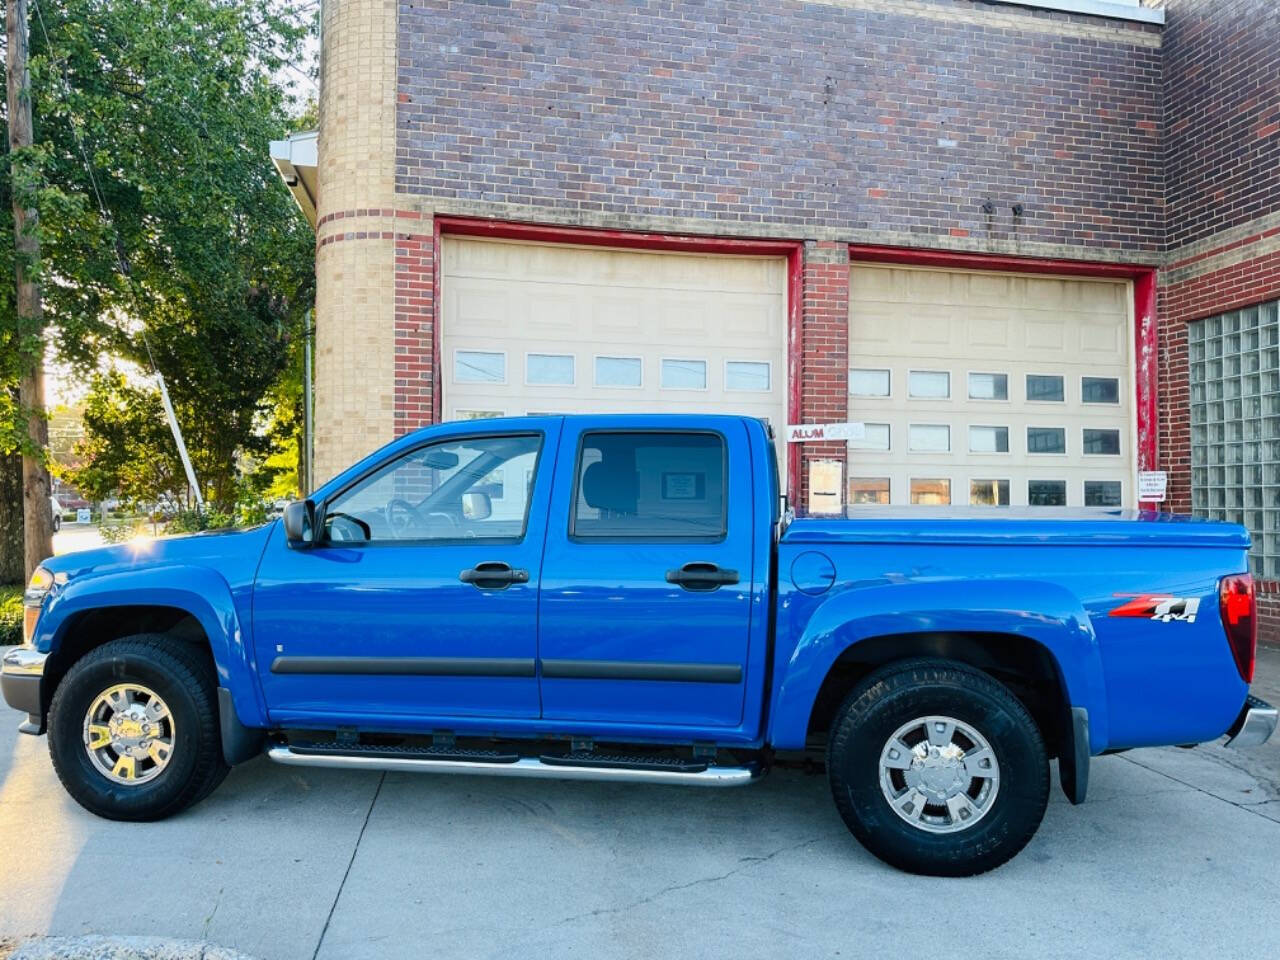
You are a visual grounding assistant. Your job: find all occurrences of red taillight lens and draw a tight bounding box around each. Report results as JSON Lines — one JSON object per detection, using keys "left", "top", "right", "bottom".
{"left": 1219, "top": 573, "right": 1257, "bottom": 684}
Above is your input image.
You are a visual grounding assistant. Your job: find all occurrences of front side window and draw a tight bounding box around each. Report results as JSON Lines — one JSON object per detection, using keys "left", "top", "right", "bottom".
{"left": 323, "top": 434, "right": 541, "bottom": 543}
{"left": 573, "top": 432, "right": 726, "bottom": 539}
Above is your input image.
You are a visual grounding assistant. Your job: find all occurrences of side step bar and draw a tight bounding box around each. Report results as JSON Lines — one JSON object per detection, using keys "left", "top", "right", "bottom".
{"left": 266, "top": 744, "right": 761, "bottom": 787}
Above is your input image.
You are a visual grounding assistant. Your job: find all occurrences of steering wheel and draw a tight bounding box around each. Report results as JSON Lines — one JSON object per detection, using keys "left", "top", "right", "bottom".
{"left": 384, "top": 498, "right": 424, "bottom": 539}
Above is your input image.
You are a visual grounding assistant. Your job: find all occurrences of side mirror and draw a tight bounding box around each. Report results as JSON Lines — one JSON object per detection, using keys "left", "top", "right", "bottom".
{"left": 462, "top": 491, "right": 491, "bottom": 521}
{"left": 283, "top": 499, "right": 316, "bottom": 548}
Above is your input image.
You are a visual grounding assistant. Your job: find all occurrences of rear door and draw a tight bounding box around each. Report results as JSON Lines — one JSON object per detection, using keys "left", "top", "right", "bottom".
{"left": 537, "top": 418, "right": 757, "bottom": 730}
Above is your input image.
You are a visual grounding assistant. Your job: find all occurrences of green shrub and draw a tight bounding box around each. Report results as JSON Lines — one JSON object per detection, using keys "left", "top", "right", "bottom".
{"left": 0, "top": 585, "right": 23, "bottom": 646}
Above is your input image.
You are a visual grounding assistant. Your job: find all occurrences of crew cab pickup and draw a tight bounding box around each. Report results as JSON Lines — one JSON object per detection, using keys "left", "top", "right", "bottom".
{"left": 4, "top": 414, "right": 1276, "bottom": 875}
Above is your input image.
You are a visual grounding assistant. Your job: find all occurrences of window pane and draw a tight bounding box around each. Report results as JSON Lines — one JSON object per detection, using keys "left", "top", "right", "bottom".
{"left": 454, "top": 350, "right": 505, "bottom": 383}
{"left": 726, "top": 361, "right": 770, "bottom": 391}
{"left": 849, "top": 422, "right": 890, "bottom": 451}
{"left": 1082, "top": 376, "right": 1120, "bottom": 404}
{"left": 1084, "top": 480, "right": 1123, "bottom": 506}
{"left": 1028, "top": 480, "right": 1067, "bottom": 506}
{"left": 968, "top": 425, "right": 1009, "bottom": 453}
{"left": 1083, "top": 428, "right": 1121, "bottom": 455}
{"left": 968, "top": 373, "right": 1008, "bottom": 401}
{"left": 850, "top": 368, "right": 891, "bottom": 397}
{"left": 661, "top": 358, "right": 707, "bottom": 390}
{"left": 849, "top": 477, "right": 890, "bottom": 505}
{"left": 908, "top": 424, "right": 950, "bottom": 452}
{"left": 325, "top": 434, "right": 542, "bottom": 543}
{"left": 1027, "top": 426, "right": 1066, "bottom": 454}
{"left": 910, "top": 478, "right": 951, "bottom": 505}
{"left": 908, "top": 370, "right": 950, "bottom": 399}
{"left": 970, "top": 479, "right": 1010, "bottom": 506}
{"left": 595, "top": 356, "right": 642, "bottom": 387}
{"left": 573, "top": 432, "right": 725, "bottom": 539}
{"left": 1026, "top": 374, "right": 1064, "bottom": 402}
{"left": 526, "top": 353, "right": 574, "bottom": 386}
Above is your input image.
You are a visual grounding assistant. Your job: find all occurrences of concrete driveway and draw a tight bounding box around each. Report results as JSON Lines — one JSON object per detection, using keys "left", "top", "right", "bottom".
{"left": 2, "top": 651, "right": 1278, "bottom": 960}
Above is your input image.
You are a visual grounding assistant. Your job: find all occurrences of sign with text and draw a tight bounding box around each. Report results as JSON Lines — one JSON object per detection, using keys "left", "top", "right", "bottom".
{"left": 1137, "top": 471, "right": 1168, "bottom": 503}
{"left": 785, "top": 421, "right": 866, "bottom": 444}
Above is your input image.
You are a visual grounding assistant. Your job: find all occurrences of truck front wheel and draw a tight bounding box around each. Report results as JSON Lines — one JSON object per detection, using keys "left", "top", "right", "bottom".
{"left": 47, "top": 635, "right": 229, "bottom": 821}
{"left": 827, "top": 657, "right": 1049, "bottom": 876}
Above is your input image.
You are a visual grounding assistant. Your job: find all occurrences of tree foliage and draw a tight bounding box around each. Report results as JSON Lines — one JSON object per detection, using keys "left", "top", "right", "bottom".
{"left": 1, "top": 0, "right": 316, "bottom": 510}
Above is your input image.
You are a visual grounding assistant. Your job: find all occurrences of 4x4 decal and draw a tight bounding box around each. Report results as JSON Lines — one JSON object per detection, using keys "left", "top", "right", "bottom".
{"left": 1109, "top": 594, "right": 1201, "bottom": 623}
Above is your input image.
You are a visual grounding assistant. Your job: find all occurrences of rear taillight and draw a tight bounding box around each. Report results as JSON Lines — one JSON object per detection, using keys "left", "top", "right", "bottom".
{"left": 1219, "top": 573, "right": 1257, "bottom": 684}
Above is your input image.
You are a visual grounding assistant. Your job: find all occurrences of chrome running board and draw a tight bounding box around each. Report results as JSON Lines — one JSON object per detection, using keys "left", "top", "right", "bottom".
{"left": 266, "top": 744, "right": 761, "bottom": 787}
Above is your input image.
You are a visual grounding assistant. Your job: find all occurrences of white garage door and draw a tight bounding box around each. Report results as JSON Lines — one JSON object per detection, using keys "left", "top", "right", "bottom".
{"left": 441, "top": 237, "right": 787, "bottom": 431}
{"left": 847, "top": 264, "right": 1134, "bottom": 508}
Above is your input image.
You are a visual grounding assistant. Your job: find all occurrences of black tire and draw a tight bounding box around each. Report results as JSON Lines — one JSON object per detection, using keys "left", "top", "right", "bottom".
{"left": 827, "top": 657, "right": 1049, "bottom": 876}
{"left": 48, "top": 635, "right": 229, "bottom": 821}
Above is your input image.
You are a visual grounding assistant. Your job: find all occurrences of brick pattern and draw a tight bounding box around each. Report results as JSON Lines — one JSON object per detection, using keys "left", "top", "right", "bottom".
{"left": 396, "top": 0, "right": 1164, "bottom": 252}
{"left": 798, "top": 242, "right": 850, "bottom": 506}
{"left": 1163, "top": 0, "right": 1280, "bottom": 250}
{"left": 1258, "top": 582, "right": 1280, "bottom": 650}
{"left": 393, "top": 229, "right": 436, "bottom": 435}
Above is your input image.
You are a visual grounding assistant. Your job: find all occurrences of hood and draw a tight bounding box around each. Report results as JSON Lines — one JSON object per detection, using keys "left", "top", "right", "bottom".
{"left": 41, "top": 522, "right": 277, "bottom": 584}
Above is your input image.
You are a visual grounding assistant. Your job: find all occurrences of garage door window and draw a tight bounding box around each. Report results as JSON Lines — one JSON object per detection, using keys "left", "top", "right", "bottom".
{"left": 526, "top": 354, "right": 575, "bottom": 386}
{"left": 849, "top": 477, "right": 890, "bottom": 505}
{"left": 1085, "top": 480, "right": 1123, "bottom": 506}
{"left": 1027, "top": 375, "right": 1064, "bottom": 403}
{"left": 455, "top": 351, "right": 505, "bottom": 383}
{"left": 908, "top": 424, "right": 950, "bottom": 452}
{"left": 908, "top": 370, "right": 950, "bottom": 399}
{"left": 968, "top": 373, "right": 1008, "bottom": 401}
{"left": 595, "top": 356, "right": 643, "bottom": 388}
{"left": 969, "top": 426, "right": 1009, "bottom": 453}
{"left": 1083, "top": 429, "right": 1121, "bottom": 455}
{"left": 1082, "top": 377, "right": 1120, "bottom": 404}
{"left": 970, "top": 479, "right": 1010, "bottom": 506}
{"left": 1028, "top": 480, "right": 1067, "bottom": 506}
{"left": 910, "top": 478, "right": 950, "bottom": 505}
{"left": 1028, "top": 427, "right": 1066, "bottom": 454}
{"left": 661, "top": 358, "right": 707, "bottom": 390}
{"left": 850, "top": 368, "right": 891, "bottom": 397}
{"left": 725, "top": 361, "right": 771, "bottom": 392}
{"left": 851, "top": 423, "right": 891, "bottom": 451}
{"left": 572, "top": 432, "right": 726, "bottom": 540}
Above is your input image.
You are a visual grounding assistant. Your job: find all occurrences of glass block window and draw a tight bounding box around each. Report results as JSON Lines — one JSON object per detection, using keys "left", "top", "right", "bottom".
{"left": 1189, "top": 299, "right": 1280, "bottom": 577}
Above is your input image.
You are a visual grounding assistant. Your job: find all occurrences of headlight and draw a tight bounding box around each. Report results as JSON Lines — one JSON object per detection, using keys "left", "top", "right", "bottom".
{"left": 22, "top": 566, "right": 61, "bottom": 643}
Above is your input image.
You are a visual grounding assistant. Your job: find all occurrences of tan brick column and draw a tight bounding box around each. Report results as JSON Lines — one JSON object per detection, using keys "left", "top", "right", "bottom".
{"left": 313, "top": 0, "right": 399, "bottom": 484}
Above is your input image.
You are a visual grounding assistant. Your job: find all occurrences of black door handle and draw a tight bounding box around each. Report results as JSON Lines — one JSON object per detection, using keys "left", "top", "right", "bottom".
{"left": 665, "top": 562, "right": 739, "bottom": 592}
{"left": 459, "top": 561, "right": 530, "bottom": 589}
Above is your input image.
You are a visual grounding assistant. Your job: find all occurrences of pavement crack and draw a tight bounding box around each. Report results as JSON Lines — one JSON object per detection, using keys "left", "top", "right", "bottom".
{"left": 554, "top": 837, "right": 821, "bottom": 927}
{"left": 1119, "top": 753, "right": 1280, "bottom": 822}
{"left": 311, "top": 772, "right": 386, "bottom": 960}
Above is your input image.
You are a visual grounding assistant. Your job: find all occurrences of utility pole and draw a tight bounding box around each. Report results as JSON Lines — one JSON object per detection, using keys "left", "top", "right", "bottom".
{"left": 6, "top": 0, "right": 55, "bottom": 578}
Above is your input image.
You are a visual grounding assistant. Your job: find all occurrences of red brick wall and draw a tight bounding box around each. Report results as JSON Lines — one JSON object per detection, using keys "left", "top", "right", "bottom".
{"left": 1258, "top": 581, "right": 1280, "bottom": 651}
{"left": 393, "top": 226, "right": 436, "bottom": 435}
{"left": 797, "top": 241, "right": 850, "bottom": 508}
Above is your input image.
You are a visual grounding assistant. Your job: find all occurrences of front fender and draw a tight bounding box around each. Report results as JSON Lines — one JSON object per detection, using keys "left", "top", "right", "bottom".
{"left": 767, "top": 578, "right": 1108, "bottom": 751}
{"left": 35, "top": 564, "right": 266, "bottom": 728}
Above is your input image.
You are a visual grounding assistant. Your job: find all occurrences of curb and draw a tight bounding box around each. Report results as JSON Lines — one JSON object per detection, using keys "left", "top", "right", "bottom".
{"left": 8, "top": 937, "right": 260, "bottom": 960}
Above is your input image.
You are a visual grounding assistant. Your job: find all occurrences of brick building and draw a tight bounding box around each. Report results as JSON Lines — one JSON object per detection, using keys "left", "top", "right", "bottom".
{"left": 272, "top": 0, "right": 1280, "bottom": 630}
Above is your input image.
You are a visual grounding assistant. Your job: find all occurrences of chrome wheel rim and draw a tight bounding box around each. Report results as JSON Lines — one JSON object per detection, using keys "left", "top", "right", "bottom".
{"left": 82, "top": 683, "right": 176, "bottom": 785}
{"left": 879, "top": 715, "right": 1000, "bottom": 834}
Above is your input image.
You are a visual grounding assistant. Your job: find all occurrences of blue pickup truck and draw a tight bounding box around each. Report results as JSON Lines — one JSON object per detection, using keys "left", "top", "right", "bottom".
{"left": 4, "top": 414, "right": 1276, "bottom": 875}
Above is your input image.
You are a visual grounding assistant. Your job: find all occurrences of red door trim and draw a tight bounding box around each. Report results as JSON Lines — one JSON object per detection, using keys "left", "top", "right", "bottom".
{"left": 433, "top": 215, "right": 806, "bottom": 489}
{"left": 850, "top": 244, "right": 1160, "bottom": 508}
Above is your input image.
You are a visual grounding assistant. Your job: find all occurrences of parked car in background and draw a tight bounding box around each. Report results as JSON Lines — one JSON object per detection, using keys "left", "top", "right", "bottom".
{"left": 49, "top": 496, "right": 62, "bottom": 533}
{"left": 3, "top": 415, "right": 1276, "bottom": 875}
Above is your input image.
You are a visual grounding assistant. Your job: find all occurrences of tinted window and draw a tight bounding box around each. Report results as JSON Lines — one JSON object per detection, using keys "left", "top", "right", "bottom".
{"left": 573, "top": 432, "right": 726, "bottom": 539}
{"left": 324, "top": 434, "right": 541, "bottom": 543}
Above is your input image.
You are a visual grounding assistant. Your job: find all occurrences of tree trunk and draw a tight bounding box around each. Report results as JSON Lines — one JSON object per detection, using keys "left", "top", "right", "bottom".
{"left": 7, "top": 0, "right": 54, "bottom": 578}
{"left": 0, "top": 450, "right": 23, "bottom": 584}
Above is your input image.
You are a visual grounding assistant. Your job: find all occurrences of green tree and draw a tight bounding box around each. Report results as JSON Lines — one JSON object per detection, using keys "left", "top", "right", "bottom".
{"left": 1, "top": 0, "right": 315, "bottom": 518}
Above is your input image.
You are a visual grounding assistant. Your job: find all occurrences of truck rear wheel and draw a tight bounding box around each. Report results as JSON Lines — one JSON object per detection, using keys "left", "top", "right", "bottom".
{"left": 827, "top": 657, "right": 1049, "bottom": 876}
{"left": 48, "top": 635, "right": 229, "bottom": 821}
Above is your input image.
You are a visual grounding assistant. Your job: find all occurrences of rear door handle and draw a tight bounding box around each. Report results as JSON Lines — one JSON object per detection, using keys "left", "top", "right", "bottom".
{"left": 665, "top": 562, "right": 739, "bottom": 592}
{"left": 459, "top": 561, "right": 530, "bottom": 589}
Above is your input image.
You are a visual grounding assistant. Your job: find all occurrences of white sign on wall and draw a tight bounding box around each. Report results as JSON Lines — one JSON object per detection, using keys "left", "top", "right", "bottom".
{"left": 785, "top": 421, "right": 867, "bottom": 444}
{"left": 1137, "top": 471, "right": 1168, "bottom": 503}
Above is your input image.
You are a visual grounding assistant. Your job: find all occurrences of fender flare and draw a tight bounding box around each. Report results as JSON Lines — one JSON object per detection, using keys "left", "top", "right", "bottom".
{"left": 36, "top": 563, "right": 267, "bottom": 735}
{"left": 768, "top": 577, "right": 1109, "bottom": 754}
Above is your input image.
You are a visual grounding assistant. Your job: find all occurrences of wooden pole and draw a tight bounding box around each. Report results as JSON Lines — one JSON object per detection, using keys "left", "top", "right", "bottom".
{"left": 6, "top": 0, "right": 54, "bottom": 578}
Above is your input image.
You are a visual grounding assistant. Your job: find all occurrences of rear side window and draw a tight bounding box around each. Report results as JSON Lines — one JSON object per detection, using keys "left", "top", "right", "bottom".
{"left": 572, "top": 432, "right": 726, "bottom": 540}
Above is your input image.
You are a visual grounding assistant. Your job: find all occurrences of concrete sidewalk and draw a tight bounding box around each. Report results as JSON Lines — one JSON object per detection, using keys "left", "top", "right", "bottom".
{"left": 1, "top": 649, "right": 1277, "bottom": 960}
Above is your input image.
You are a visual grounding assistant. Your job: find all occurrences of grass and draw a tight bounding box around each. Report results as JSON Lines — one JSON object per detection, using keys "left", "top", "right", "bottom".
{"left": 0, "top": 584, "right": 22, "bottom": 645}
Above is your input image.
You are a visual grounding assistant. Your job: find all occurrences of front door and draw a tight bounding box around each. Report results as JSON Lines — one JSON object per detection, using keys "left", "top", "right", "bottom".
{"left": 252, "top": 428, "right": 553, "bottom": 728}
{"left": 537, "top": 421, "right": 757, "bottom": 731}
